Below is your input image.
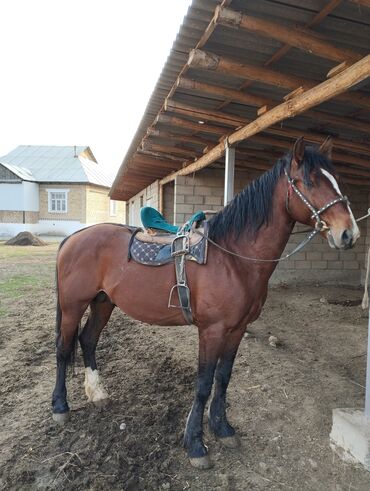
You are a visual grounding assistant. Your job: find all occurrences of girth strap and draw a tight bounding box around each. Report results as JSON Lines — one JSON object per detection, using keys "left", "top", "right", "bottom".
{"left": 168, "top": 234, "right": 193, "bottom": 325}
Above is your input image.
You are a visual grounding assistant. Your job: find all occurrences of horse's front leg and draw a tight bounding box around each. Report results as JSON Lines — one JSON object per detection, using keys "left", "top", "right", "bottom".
{"left": 184, "top": 324, "right": 226, "bottom": 469}
{"left": 208, "top": 327, "right": 246, "bottom": 447}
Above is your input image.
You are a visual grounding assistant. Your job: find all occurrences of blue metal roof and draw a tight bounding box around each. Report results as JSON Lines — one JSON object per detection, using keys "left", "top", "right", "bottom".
{"left": 0, "top": 145, "right": 112, "bottom": 187}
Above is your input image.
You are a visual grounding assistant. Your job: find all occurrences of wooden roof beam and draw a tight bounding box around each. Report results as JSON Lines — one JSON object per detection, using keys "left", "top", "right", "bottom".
{"left": 159, "top": 102, "right": 370, "bottom": 157}
{"left": 147, "top": 128, "right": 214, "bottom": 148}
{"left": 142, "top": 141, "right": 198, "bottom": 159}
{"left": 164, "top": 98, "right": 370, "bottom": 138}
{"left": 349, "top": 0, "right": 370, "bottom": 8}
{"left": 187, "top": 49, "right": 370, "bottom": 111}
{"left": 175, "top": 77, "right": 370, "bottom": 138}
{"left": 159, "top": 54, "right": 370, "bottom": 185}
{"left": 156, "top": 114, "right": 228, "bottom": 135}
{"left": 215, "top": 6, "right": 362, "bottom": 64}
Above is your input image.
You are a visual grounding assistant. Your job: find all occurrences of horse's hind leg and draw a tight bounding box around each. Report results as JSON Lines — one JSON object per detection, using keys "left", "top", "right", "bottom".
{"left": 79, "top": 292, "right": 114, "bottom": 405}
{"left": 52, "top": 306, "right": 85, "bottom": 424}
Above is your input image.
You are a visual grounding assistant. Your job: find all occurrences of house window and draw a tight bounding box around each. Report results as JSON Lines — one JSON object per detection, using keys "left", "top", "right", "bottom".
{"left": 140, "top": 195, "right": 144, "bottom": 208}
{"left": 110, "top": 199, "right": 117, "bottom": 216}
{"left": 47, "top": 189, "right": 69, "bottom": 213}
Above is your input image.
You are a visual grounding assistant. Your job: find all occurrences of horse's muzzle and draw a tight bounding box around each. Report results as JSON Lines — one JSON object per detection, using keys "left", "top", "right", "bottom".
{"left": 327, "top": 226, "right": 359, "bottom": 250}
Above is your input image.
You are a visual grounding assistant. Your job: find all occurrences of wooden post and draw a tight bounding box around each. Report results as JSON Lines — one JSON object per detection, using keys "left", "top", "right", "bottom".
{"left": 224, "top": 144, "right": 235, "bottom": 205}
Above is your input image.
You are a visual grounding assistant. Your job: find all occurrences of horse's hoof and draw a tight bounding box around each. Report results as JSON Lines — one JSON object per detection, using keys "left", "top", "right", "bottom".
{"left": 189, "top": 455, "right": 213, "bottom": 470}
{"left": 92, "top": 397, "right": 109, "bottom": 408}
{"left": 52, "top": 412, "right": 70, "bottom": 425}
{"left": 219, "top": 434, "right": 240, "bottom": 448}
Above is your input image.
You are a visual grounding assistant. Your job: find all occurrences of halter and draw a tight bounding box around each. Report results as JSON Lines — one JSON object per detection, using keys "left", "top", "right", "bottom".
{"left": 284, "top": 168, "right": 349, "bottom": 231}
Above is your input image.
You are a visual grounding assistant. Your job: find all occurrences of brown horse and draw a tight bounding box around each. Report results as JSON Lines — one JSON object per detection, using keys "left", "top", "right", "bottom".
{"left": 52, "top": 137, "right": 359, "bottom": 469}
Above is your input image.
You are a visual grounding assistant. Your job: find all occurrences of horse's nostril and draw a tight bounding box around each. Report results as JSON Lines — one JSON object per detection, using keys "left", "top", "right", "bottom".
{"left": 341, "top": 229, "right": 353, "bottom": 247}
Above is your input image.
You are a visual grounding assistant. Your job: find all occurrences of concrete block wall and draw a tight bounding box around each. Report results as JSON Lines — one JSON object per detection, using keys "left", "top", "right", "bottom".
{"left": 174, "top": 168, "right": 368, "bottom": 285}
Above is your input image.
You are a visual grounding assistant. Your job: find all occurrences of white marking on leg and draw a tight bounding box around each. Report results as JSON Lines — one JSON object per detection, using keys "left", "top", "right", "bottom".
{"left": 321, "top": 168, "right": 360, "bottom": 240}
{"left": 84, "top": 367, "right": 109, "bottom": 402}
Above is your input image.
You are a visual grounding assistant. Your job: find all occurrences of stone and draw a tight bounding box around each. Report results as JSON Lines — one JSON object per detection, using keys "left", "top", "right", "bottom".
{"left": 330, "top": 408, "right": 370, "bottom": 470}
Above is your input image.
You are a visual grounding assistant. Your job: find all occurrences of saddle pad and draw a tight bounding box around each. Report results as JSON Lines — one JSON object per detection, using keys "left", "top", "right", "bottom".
{"left": 129, "top": 234, "right": 207, "bottom": 266}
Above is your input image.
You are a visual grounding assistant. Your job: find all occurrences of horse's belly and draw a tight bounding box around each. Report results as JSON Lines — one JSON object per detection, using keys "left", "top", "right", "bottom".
{"left": 107, "top": 263, "right": 187, "bottom": 326}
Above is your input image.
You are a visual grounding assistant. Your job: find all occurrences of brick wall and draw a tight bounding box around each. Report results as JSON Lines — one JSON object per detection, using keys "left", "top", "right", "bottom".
{"left": 39, "top": 184, "right": 86, "bottom": 221}
{"left": 173, "top": 168, "right": 368, "bottom": 285}
{"left": 86, "top": 185, "right": 125, "bottom": 224}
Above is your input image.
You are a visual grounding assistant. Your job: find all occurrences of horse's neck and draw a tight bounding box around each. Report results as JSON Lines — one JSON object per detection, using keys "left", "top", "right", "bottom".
{"left": 228, "top": 178, "right": 295, "bottom": 265}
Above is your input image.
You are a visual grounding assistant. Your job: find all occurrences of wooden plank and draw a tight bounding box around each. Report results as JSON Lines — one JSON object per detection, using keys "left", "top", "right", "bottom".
{"left": 156, "top": 114, "right": 228, "bottom": 135}
{"left": 188, "top": 49, "right": 370, "bottom": 110}
{"left": 284, "top": 87, "right": 305, "bottom": 101}
{"left": 349, "top": 0, "right": 370, "bottom": 8}
{"left": 327, "top": 61, "right": 350, "bottom": 78}
{"left": 165, "top": 98, "right": 370, "bottom": 137}
{"left": 176, "top": 76, "right": 268, "bottom": 107}
{"left": 159, "top": 54, "right": 370, "bottom": 185}
{"left": 215, "top": 6, "right": 361, "bottom": 64}
{"left": 142, "top": 141, "right": 197, "bottom": 158}
{"left": 147, "top": 128, "right": 213, "bottom": 147}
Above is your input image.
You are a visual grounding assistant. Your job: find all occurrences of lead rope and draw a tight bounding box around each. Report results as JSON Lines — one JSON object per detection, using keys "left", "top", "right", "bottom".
{"left": 362, "top": 245, "right": 370, "bottom": 309}
{"left": 197, "top": 207, "right": 370, "bottom": 265}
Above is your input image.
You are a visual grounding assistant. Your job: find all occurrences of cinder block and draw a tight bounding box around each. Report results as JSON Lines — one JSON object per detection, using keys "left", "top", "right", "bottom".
{"left": 194, "top": 186, "right": 214, "bottom": 196}
{"left": 306, "top": 252, "right": 322, "bottom": 261}
{"left": 314, "top": 261, "right": 328, "bottom": 270}
{"left": 185, "top": 195, "right": 204, "bottom": 205}
{"left": 329, "top": 261, "right": 344, "bottom": 270}
{"left": 176, "top": 185, "right": 194, "bottom": 196}
{"left": 176, "top": 204, "right": 195, "bottom": 214}
{"left": 295, "top": 261, "right": 311, "bottom": 269}
{"left": 205, "top": 196, "right": 223, "bottom": 206}
{"left": 343, "top": 261, "right": 360, "bottom": 270}
{"left": 322, "top": 252, "right": 339, "bottom": 261}
{"left": 330, "top": 408, "right": 370, "bottom": 471}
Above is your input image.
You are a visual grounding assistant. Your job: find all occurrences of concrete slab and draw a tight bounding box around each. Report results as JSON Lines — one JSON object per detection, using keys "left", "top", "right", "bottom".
{"left": 330, "top": 408, "right": 370, "bottom": 471}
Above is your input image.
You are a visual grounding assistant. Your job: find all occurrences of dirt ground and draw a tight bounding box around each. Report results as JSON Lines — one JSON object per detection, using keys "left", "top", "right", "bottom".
{"left": 1, "top": 242, "right": 370, "bottom": 490}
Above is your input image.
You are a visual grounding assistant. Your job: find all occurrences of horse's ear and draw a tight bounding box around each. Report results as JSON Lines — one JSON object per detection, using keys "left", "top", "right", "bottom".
{"left": 292, "top": 137, "right": 305, "bottom": 169}
{"left": 319, "top": 136, "right": 333, "bottom": 160}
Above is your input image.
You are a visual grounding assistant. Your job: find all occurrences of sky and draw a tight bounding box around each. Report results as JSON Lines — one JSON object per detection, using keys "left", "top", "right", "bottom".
{"left": 0, "top": 0, "right": 192, "bottom": 178}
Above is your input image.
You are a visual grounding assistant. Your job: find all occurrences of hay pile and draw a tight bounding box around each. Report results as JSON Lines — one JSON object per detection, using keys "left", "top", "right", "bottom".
{"left": 5, "top": 232, "right": 48, "bottom": 246}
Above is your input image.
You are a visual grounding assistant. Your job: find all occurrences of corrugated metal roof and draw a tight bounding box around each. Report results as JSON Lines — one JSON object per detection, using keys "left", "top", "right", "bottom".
{"left": 111, "top": 0, "right": 370, "bottom": 201}
{"left": 0, "top": 145, "right": 112, "bottom": 187}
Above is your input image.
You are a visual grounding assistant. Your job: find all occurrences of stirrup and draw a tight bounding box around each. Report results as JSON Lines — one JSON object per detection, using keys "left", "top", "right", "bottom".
{"left": 168, "top": 284, "right": 191, "bottom": 309}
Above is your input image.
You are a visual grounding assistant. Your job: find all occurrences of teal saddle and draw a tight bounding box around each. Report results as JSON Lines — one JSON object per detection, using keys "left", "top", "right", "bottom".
{"left": 128, "top": 207, "right": 208, "bottom": 266}
{"left": 140, "top": 206, "right": 206, "bottom": 234}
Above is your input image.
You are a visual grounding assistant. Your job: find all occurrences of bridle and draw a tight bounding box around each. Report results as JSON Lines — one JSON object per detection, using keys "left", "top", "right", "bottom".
{"left": 284, "top": 168, "right": 349, "bottom": 232}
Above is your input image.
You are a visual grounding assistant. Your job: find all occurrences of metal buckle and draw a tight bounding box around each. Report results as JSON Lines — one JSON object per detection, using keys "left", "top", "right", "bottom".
{"left": 315, "top": 220, "right": 328, "bottom": 231}
{"left": 171, "top": 234, "right": 190, "bottom": 257}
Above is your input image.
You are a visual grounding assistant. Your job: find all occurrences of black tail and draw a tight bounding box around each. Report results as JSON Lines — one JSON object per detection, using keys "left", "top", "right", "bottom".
{"left": 55, "top": 236, "right": 79, "bottom": 375}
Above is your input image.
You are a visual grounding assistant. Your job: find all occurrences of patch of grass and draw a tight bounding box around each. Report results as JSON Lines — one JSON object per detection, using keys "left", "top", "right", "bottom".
{"left": 0, "top": 306, "right": 6, "bottom": 317}
{"left": 0, "top": 243, "right": 59, "bottom": 260}
{"left": 0, "top": 274, "right": 49, "bottom": 299}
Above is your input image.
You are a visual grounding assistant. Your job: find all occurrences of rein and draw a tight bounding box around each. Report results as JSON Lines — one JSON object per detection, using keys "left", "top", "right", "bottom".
{"left": 198, "top": 170, "right": 358, "bottom": 263}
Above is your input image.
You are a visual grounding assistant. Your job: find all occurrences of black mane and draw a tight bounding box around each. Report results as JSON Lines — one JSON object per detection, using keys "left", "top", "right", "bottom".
{"left": 208, "top": 146, "right": 336, "bottom": 242}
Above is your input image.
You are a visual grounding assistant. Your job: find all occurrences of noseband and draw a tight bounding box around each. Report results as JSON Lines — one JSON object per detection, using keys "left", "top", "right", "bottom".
{"left": 284, "top": 168, "right": 349, "bottom": 231}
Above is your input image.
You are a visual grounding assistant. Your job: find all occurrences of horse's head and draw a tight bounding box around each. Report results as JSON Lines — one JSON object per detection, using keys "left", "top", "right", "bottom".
{"left": 286, "top": 137, "right": 360, "bottom": 249}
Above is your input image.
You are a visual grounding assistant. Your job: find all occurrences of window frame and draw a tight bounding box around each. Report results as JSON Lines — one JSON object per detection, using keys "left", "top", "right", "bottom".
{"left": 46, "top": 188, "right": 69, "bottom": 214}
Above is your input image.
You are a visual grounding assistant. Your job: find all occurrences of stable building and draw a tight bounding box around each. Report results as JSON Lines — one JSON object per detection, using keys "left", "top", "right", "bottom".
{"left": 0, "top": 145, "right": 124, "bottom": 237}
{"left": 110, "top": 0, "right": 370, "bottom": 284}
